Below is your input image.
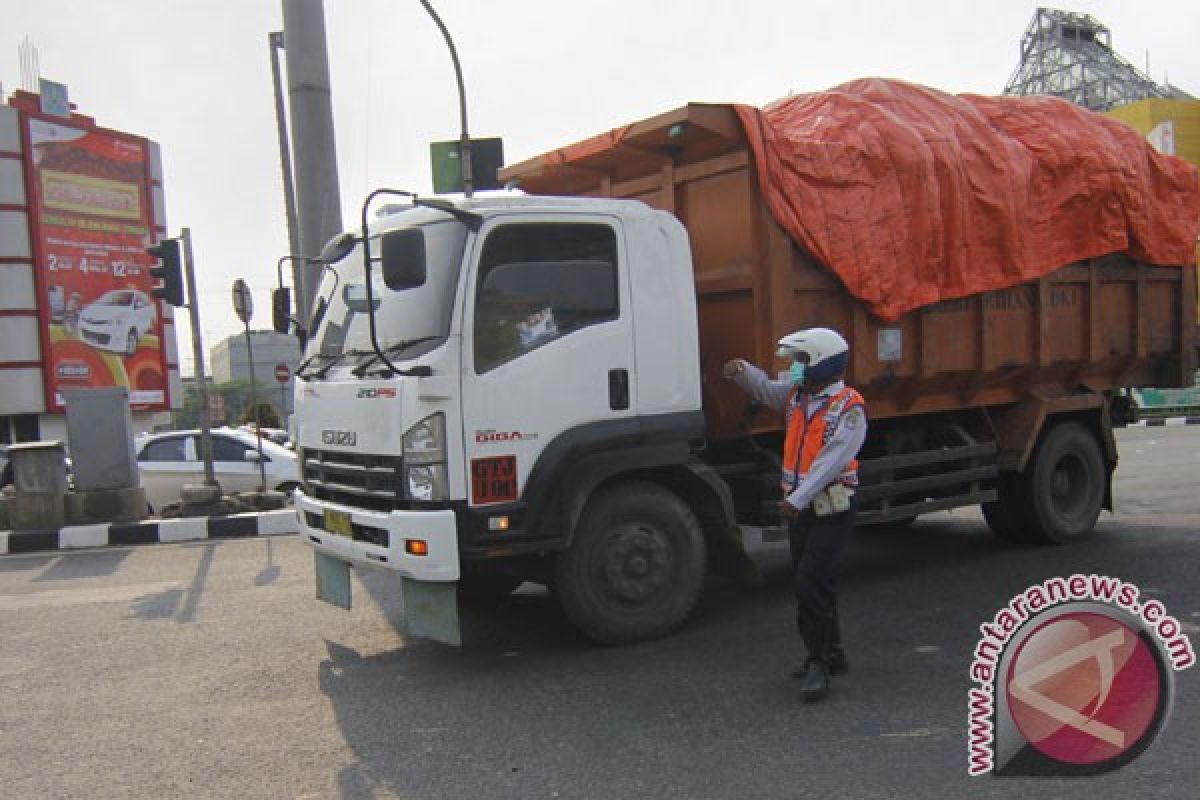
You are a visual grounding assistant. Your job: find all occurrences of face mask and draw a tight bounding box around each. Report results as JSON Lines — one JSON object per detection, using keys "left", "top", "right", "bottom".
{"left": 789, "top": 361, "right": 806, "bottom": 386}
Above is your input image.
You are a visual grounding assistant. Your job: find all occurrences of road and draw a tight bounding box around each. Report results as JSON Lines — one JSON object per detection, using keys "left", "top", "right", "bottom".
{"left": 1, "top": 424, "right": 1198, "bottom": 799}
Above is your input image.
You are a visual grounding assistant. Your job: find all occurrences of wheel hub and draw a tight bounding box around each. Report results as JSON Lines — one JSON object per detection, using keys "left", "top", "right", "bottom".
{"left": 604, "top": 526, "right": 671, "bottom": 602}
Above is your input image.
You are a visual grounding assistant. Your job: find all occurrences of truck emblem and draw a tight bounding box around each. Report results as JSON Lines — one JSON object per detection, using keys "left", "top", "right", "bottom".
{"left": 322, "top": 429, "right": 357, "bottom": 446}
{"left": 356, "top": 387, "right": 397, "bottom": 399}
{"left": 475, "top": 429, "right": 539, "bottom": 444}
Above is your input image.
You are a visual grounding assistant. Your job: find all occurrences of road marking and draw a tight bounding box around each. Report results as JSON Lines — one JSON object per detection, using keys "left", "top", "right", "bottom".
{"left": 881, "top": 727, "right": 945, "bottom": 738}
{"left": 0, "top": 581, "right": 180, "bottom": 611}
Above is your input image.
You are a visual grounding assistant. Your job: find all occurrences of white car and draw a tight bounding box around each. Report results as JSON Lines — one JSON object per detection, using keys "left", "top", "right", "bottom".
{"left": 79, "top": 289, "right": 157, "bottom": 356}
{"left": 135, "top": 427, "right": 300, "bottom": 513}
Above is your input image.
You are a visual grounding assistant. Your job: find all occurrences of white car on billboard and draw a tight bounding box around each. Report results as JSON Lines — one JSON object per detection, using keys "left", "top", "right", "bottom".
{"left": 79, "top": 289, "right": 157, "bottom": 357}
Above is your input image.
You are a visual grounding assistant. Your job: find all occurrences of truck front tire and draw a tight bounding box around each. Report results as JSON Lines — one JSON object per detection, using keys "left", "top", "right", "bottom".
{"left": 554, "top": 481, "right": 706, "bottom": 645}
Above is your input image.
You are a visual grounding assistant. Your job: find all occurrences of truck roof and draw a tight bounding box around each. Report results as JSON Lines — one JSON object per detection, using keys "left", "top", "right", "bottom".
{"left": 373, "top": 193, "right": 660, "bottom": 227}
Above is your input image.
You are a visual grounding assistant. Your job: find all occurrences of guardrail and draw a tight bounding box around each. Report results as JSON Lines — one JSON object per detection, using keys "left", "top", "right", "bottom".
{"left": 1132, "top": 386, "right": 1200, "bottom": 420}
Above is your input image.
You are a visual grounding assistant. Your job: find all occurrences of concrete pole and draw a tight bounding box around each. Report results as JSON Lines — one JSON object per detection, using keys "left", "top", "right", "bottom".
{"left": 281, "top": 0, "right": 342, "bottom": 328}
{"left": 181, "top": 228, "right": 217, "bottom": 489}
{"left": 268, "top": 32, "right": 302, "bottom": 264}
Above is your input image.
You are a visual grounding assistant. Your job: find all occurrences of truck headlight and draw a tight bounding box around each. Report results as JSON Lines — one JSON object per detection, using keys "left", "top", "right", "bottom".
{"left": 406, "top": 464, "right": 448, "bottom": 502}
{"left": 403, "top": 413, "right": 447, "bottom": 502}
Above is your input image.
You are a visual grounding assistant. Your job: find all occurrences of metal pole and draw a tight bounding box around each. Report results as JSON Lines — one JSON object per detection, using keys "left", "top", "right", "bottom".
{"left": 268, "top": 31, "right": 303, "bottom": 291}
{"left": 418, "top": 0, "right": 472, "bottom": 197}
{"left": 181, "top": 228, "right": 217, "bottom": 487}
{"left": 282, "top": 0, "right": 342, "bottom": 325}
{"left": 242, "top": 325, "right": 268, "bottom": 493}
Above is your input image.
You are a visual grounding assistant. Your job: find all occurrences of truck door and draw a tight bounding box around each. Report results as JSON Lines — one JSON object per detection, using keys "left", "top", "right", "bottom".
{"left": 461, "top": 217, "right": 634, "bottom": 514}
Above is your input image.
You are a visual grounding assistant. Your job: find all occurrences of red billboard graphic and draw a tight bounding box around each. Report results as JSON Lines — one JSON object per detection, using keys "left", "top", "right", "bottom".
{"left": 21, "top": 112, "right": 168, "bottom": 412}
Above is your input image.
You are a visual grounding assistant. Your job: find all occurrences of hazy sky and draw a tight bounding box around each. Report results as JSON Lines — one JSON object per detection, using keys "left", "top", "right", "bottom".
{"left": 4, "top": 0, "right": 1198, "bottom": 375}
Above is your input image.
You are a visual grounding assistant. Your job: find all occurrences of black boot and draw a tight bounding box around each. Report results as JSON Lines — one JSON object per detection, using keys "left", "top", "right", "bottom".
{"left": 792, "top": 607, "right": 849, "bottom": 678}
{"left": 791, "top": 648, "right": 848, "bottom": 679}
{"left": 797, "top": 612, "right": 834, "bottom": 703}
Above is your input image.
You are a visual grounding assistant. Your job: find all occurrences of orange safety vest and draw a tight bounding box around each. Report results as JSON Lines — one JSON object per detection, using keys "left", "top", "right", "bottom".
{"left": 780, "top": 385, "right": 865, "bottom": 493}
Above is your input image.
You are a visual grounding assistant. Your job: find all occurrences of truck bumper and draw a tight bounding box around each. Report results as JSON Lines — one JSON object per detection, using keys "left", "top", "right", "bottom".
{"left": 294, "top": 489, "right": 460, "bottom": 582}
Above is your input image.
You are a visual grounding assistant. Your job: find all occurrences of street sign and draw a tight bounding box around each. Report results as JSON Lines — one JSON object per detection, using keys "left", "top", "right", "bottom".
{"left": 274, "top": 363, "right": 291, "bottom": 384}
{"left": 232, "top": 279, "right": 254, "bottom": 323}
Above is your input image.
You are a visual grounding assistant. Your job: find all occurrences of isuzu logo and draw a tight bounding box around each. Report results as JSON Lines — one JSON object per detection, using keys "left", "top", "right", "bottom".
{"left": 322, "top": 429, "right": 357, "bottom": 446}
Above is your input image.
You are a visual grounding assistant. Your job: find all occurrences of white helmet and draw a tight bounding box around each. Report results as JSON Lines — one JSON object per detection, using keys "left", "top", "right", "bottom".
{"left": 776, "top": 327, "right": 850, "bottom": 382}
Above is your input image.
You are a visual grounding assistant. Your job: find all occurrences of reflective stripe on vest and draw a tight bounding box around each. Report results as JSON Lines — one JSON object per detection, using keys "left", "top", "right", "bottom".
{"left": 780, "top": 385, "right": 865, "bottom": 492}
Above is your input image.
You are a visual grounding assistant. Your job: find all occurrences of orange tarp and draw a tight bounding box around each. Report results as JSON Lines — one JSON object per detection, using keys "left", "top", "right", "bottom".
{"left": 734, "top": 79, "right": 1200, "bottom": 320}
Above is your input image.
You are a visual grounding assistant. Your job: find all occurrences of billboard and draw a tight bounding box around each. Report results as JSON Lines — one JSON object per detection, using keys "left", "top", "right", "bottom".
{"left": 20, "top": 112, "right": 169, "bottom": 412}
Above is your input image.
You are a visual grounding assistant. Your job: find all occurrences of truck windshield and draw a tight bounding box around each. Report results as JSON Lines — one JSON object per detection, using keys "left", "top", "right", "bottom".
{"left": 305, "top": 219, "right": 467, "bottom": 367}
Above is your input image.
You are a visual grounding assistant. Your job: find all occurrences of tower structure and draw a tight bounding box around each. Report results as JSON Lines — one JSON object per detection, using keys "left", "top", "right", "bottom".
{"left": 1003, "top": 8, "right": 1173, "bottom": 111}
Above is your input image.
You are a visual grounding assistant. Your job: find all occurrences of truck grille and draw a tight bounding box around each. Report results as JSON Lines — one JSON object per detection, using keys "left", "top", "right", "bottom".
{"left": 302, "top": 448, "right": 404, "bottom": 512}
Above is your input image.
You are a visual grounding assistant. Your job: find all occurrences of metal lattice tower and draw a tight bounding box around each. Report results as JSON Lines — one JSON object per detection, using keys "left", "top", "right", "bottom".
{"left": 1003, "top": 8, "right": 1170, "bottom": 111}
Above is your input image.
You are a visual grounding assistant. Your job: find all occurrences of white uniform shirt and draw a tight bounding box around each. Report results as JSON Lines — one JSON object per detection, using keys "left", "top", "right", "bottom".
{"left": 733, "top": 363, "right": 868, "bottom": 511}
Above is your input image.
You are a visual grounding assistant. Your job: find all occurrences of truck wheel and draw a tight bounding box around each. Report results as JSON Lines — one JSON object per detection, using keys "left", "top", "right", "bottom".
{"left": 554, "top": 481, "right": 706, "bottom": 645}
{"left": 982, "top": 474, "right": 1037, "bottom": 544}
{"left": 1023, "top": 421, "right": 1105, "bottom": 544}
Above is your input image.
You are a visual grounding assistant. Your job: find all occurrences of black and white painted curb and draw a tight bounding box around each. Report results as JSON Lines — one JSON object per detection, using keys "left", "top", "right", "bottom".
{"left": 1124, "top": 416, "right": 1200, "bottom": 428}
{"left": 0, "top": 509, "right": 299, "bottom": 556}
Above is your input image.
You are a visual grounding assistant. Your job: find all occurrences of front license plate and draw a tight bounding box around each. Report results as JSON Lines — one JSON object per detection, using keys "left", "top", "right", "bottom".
{"left": 324, "top": 509, "right": 353, "bottom": 538}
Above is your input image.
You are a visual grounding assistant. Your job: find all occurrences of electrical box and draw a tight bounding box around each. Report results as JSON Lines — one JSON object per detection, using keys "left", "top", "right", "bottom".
{"left": 63, "top": 387, "right": 140, "bottom": 491}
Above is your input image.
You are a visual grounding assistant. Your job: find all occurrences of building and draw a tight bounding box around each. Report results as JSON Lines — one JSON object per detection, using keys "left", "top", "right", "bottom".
{"left": 0, "top": 87, "right": 180, "bottom": 445}
{"left": 1105, "top": 98, "right": 1200, "bottom": 169}
{"left": 210, "top": 330, "right": 300, "bottom": 415}
{"left": 1003, "top": 8, "right": 1179, "bottom": 112}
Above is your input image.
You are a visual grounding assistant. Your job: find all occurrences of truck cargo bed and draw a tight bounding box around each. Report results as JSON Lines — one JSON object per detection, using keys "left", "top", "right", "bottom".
{"left": 501, "top": 104, "right": 1196, "bottom": 439}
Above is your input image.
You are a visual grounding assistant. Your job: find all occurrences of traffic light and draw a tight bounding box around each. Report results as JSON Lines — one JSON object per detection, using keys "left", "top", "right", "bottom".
{"left": 147, "top": 238, "right": 184, "bottom": 307}
{"left": 272, "top": 287, "right": 292, "bottom": 334}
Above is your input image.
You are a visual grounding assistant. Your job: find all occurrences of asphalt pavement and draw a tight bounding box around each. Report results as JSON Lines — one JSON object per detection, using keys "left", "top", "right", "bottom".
{"left": 0, "top": 424, "right": 1198, "bottom": 799}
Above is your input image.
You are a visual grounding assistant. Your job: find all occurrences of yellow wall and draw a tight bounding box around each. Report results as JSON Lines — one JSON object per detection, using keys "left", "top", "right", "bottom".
{"left": 1106, "top": 99, "right": 1200, "bottom": 168}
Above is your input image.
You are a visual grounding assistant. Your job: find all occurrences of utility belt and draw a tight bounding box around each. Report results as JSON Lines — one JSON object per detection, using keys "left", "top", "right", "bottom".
{"left": 811, "top": 483, "right": 853, "bottom": 517}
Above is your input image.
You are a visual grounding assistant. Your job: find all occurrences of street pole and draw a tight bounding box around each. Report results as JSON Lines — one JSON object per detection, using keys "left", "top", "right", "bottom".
{"left": 242, "top": 324, "right": 268, "bottom": 493}
{"left": 232, "top": 279, "right": 268, "bottom": 494}
{"left": 268, "top": 31, "right": 302, "bottom": 269}
{"left": 281, "top": 0, "right": 342, "bottom": 326}
{"left": 419, "top": 0, "right": 472, "bottom": 197}
{"left": 181, "top": 228, "right": 217, "bottom": 488}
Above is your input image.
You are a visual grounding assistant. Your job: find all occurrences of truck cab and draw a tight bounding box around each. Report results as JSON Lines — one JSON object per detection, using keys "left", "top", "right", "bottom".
{"left": 294, "top": 195, "right": 728, "bottom": 645}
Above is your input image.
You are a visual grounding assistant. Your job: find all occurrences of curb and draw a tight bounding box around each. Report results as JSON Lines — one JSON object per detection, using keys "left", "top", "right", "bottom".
{"left": 1125, "top": 416, "right": 1200, "bottom": 428}
{"left": 0, "top": 509, "right": 299, "bottom": 556}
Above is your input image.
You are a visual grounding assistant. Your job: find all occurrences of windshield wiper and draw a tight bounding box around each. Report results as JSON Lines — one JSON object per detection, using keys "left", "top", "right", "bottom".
{"left": 301, "top": 348, "right": 374, "bottom": 381}
{"left": 352, "top": 337, "right": 441, "bottom": 378}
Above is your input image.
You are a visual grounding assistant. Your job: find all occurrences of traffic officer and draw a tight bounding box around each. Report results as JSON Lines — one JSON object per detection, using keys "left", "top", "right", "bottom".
{"left": 723, "top": 328, "right": 867, "bottom": 702}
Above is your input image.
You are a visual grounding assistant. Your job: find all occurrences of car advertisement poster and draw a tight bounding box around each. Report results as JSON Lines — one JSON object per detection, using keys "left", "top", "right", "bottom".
{"left": 22, "top": 114, "right": 168, "bottom": 412}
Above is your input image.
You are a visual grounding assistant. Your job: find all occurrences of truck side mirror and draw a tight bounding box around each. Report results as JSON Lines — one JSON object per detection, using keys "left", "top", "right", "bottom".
{"left": 381, "top": 229, "right": 427, "bottom": 290}
{"left": 272, "top": 287, "right": 292, "bottom": 334}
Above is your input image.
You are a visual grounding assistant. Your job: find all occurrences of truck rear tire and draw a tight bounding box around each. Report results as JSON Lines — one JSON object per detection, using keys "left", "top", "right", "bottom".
{"left": 1024, "top": 421, "right": 1104, "bottom": 544}
{"left": 554, "top": 481, "right": 706, "bottom": 645}
{"left": 982, "top": 474, "right": 1037, "bottom": 544}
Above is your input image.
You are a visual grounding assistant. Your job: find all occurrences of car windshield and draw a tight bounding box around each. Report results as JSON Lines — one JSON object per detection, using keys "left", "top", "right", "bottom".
{"left": 98, "top": 291, "right": 135, "bottom": 306}
{"left": 305, "top": 217, "right": 467, "bottom": 366}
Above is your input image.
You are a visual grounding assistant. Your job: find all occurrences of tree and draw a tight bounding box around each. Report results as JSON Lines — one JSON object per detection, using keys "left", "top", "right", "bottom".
{"left": 239, "top": 401, "right": 283, "bottom": 429}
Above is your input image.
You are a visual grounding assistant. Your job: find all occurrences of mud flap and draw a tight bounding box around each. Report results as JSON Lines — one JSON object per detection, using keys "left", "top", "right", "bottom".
{"left": 315, "top": 551, "right": 352, "bottom": 610}
{"left": 401, "top": 578, "right": 462, "bottom": 646}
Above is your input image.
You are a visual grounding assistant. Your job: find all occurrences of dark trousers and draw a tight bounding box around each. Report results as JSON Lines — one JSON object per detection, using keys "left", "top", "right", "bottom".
{"left": 788, "top": 499, "right": 855, "bottom": 651}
